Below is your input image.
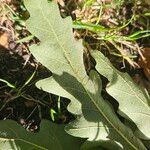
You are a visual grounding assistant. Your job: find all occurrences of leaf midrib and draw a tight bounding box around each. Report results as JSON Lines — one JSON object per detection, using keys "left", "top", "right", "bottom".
{"left": 36, "top": 3, "right": 142, "bottom": 150}
{"left": 38, "top": 2, "right": 80, "bottom": 80}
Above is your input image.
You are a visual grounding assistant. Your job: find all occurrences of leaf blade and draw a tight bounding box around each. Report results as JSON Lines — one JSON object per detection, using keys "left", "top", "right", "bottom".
{"left": 92, "top": 50, "right": 150, "bottom": 139}
{"left": 24, "top": 0, "right": 147, "bottom": 149}
{"left": 0, "top": 120, "right": 83, "bottom": 150}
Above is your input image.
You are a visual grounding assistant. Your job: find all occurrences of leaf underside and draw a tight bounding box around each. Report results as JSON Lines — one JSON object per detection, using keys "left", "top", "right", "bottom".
{"left": 91, "top": 51, "right": 150, "bottom": 140}
{"left": 24, "top": 0, "right": 147, "bottom": 150}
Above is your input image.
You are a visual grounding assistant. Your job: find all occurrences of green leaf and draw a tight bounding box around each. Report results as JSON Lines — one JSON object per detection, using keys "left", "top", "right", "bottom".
{"left": 36, "top": 77, "right": 82, "bottom": 115}
{"left": 91, "top": 50, "right": 150, "bottom": 139}
{"left": 0, "top": 120, "right": 83, "bottom": 150}
{"left": 66, "top": 115, "right": 123, "bottom": 150}
{"left": 37, "top": 72, "right": 145, "bottom": 150}
{"left": 24, "top": 0, "right": 147, "bottom": 149}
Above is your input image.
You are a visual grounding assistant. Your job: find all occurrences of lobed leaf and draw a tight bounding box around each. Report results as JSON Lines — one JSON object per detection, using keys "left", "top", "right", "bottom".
{"left": 0, "top": 120, "right": 82, "bottom": 150}
{"left": 24, "top": 0, "right": 147, "bottom": 149}
{"left": 91, "top": 51, "right": 150, "bottom": 139}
